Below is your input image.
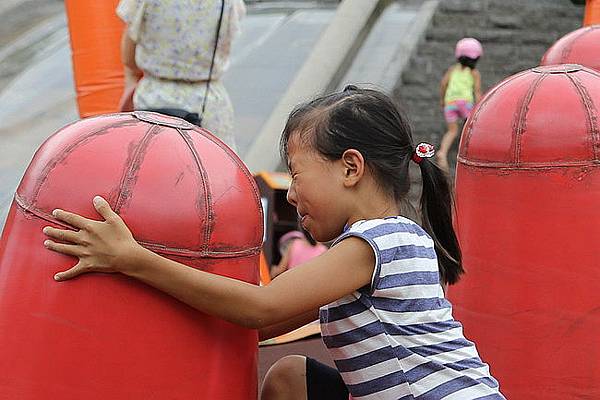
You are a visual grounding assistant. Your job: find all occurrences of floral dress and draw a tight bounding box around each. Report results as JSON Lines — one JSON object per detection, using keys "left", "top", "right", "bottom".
{"left": 117, "top": 0, "right": 246, "bottom": 151}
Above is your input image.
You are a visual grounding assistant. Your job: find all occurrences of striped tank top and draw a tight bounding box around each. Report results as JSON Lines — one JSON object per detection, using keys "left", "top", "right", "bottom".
{"left": 320, "top": 217, "right": 505, "bottom": 399}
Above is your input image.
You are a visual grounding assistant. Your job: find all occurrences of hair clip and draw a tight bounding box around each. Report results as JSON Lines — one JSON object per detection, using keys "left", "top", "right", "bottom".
{"left": 411, "top": 142, "right": 435, "bottom": 164}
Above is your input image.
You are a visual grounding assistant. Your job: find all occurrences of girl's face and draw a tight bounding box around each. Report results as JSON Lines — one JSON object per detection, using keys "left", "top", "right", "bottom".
{"left": 285, "top": 138, "right": 348, "bottom": 242}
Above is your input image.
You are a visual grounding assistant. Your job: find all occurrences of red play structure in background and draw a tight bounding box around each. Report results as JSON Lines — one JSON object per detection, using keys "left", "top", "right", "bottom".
{"left": 450, "top": 64, "right": 600, "bottom": 399}
{"left": 541, "top": 25, "right": 600, "bottom": 72}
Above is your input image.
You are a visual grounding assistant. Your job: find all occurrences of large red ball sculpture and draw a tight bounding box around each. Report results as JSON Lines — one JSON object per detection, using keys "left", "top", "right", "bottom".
{"left": 541, "top": 25, "right": 600, "bottom": 71}
{"left": 449, "top": 64, "right": 600, "bottom": 399}
{"left": 0, "top": 112, "right": 262, "bottom": 399}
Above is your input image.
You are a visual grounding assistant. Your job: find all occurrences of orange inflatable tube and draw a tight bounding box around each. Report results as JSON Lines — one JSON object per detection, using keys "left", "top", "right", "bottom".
{"left": 65, "top": 0, "right": 124, "bottom": 117}
{"left": 584, "top": 0, "right": 600, "bottom": 25}
{"left": 260, "top": 250, "right": 272, "bottom": 285}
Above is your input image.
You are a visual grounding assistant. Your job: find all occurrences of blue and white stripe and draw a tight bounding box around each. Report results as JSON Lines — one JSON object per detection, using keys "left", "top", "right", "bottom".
{"left": 320, "top": 217, "right": 505, "bottom": 399}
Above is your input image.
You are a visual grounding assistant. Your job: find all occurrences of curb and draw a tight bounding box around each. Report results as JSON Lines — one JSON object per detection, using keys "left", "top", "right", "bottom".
{"left": 244, "top": 0, "right": 383, "bottom": 172}
{"left": 380, "top": 0, "right": 439, "bottom": 92}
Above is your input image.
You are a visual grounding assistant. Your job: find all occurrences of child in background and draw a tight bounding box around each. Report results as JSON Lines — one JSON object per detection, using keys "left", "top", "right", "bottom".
{"left": 271, "top": 228, "right": 327, "bottom": 279}
{"left": 44, "top": 86, "right": 505, "bottom": 399}
{"left": 437, "top": 37, "right": 483, "bottom": 172}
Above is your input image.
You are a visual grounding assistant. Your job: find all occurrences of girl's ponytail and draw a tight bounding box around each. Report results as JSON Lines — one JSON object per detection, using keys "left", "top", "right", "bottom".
{"left": 417, "top": 158, "right": 463, "bottom": 285}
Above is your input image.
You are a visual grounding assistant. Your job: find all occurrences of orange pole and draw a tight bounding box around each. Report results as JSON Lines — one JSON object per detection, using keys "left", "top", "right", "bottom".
{"left": 65, "top": 0, "right": 124, "bottom": 118}
{"left": 259, "top": 250, "right": 272, "bottom": 285}
{"left": 584, "top": 0, "right": 600, "bottom": 25}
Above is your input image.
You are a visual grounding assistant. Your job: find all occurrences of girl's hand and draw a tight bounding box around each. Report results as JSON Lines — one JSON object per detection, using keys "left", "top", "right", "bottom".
{"left": 43, "top": 196, "right": 143, "bottom": 281}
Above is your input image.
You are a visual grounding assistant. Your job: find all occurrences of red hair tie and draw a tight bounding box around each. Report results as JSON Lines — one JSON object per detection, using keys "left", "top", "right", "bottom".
{"left": 411, "top": 142, "right": 435, "bottom": 164}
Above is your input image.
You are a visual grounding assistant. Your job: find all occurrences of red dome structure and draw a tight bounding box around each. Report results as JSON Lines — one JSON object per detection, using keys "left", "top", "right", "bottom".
{"left": 0, "top": 112, "right": 262, "bottom": 399}
{"left": 541, "top": 25, "right": 600, "bottom": 72}
{"left": 450, "top": 64, "right": 600, "bottom": 399}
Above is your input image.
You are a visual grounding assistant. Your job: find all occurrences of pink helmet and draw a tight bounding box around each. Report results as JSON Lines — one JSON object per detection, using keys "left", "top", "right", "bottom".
{"left": 455, "top": 38, "right": 483, "bottom": 59}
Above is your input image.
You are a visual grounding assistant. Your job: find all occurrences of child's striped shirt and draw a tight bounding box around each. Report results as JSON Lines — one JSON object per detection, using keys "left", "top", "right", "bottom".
{"left": 320, "top": 217, "right": 505, "bottom": 399}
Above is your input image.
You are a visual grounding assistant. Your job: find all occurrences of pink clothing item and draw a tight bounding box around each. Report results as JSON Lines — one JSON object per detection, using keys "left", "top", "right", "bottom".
{"left": 455, "top": 37, "right": 483, "bottom": 59}
{"left": 278, "top": 230, "right": 305, "bottom": 247}
{"left": 444, "top": 99, "right": 473, "bottom": 123}
{"left": 286, "top": 239, "right": 327, "bottom": 269}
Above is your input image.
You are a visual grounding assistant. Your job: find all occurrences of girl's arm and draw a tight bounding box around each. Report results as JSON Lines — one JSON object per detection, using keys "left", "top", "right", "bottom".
{"left": 121, "top": 30, "right": 143, "bottom": 88}
{"left": 439, "top": 68, "right": 450, "bottom": 107}
{"left": 259, "top": 309, "right": 319, "bottom": 341}
{"left": 43, "top": 197, "right": 375, "bottom": 330}
{"left": 472, "top": 69, "right": 482, "bottom": 103}
{"left": 118, "top": 30, "right": 143, "bottom": 111}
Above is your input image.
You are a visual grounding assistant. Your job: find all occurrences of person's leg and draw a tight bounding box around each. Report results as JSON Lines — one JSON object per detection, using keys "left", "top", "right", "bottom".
{"left": 437, "top": 121, "right": 459, "bottom": 172}
{"left": 261, "top": 356, "right": 349, "bottom": 400}
{"left": 436, "top": 100, "right": 473, "bottom": 172}
{"left": 261, "top": 355, "right": 307, "bottom": 400}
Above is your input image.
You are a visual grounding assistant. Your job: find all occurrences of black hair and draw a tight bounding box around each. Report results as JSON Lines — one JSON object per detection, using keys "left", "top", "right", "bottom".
{"left": 458, "top": 56, "right": 479, "bottom": 69}
{"left": 300, "top": 224, "right": 317, "bottom": 245}
{"left": 279, "top": 85, "right": 463, "bottom": 285}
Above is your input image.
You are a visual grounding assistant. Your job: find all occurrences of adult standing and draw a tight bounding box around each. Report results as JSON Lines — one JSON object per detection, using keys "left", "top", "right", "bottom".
{"left": 116, "top": 0, "right": 246, "bottom": 151}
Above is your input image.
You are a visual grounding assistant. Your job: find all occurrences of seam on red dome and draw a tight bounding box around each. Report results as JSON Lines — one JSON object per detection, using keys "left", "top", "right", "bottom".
{"left": 215, "top": 152, "right": 264, "bottom": 243}
{"left": 512, "top": 72, "right": 546, "bottom": 166}
{"left": 456, "top": 158, "right": 600, "bottom": 169}
{"left": 461, "top": 70, "right": 529, "bottom": 161}
{"left": 191, "top": 126, "right": 263, "bottom": 216}
{"left": 176, "top": 128, "right": 213, "bottom": 253}
{"left": 142, "top": 241, "right": 261, "bottom": 258}
{"left": 14, "top": 193, "right": 261, "bottom": 258}
{"left": 114, "top": 124, "right": 162, "bottom": 213}
{"left": 185, "top": 127, "right": 265, "bottom": 249}
{"left": 28, "top": 119, "right": 139, "bottom": 207}
{"left": 565, "top": 72, "right": 600, "bottom": 161}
